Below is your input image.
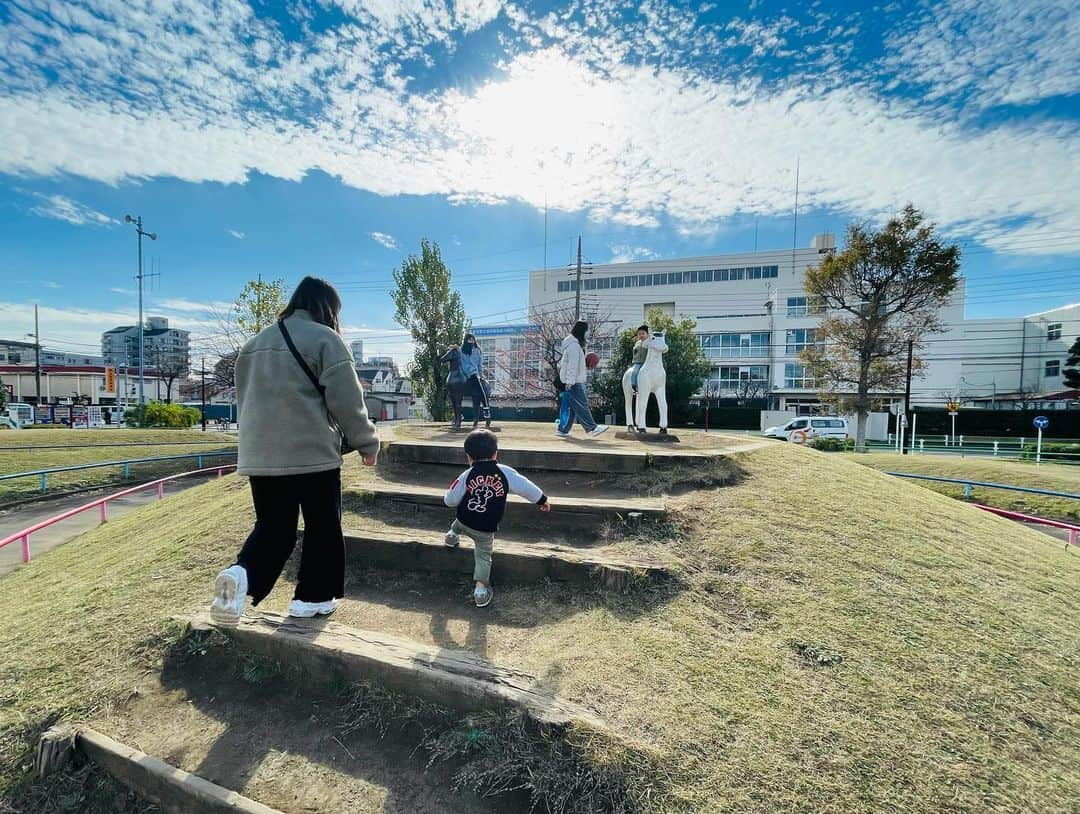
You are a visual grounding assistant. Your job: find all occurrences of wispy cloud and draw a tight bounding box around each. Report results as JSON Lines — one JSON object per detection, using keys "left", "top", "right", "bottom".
{"left": 370, "top": 231, "right": 399, "bottom": 250}
{"left": 28, "top": 193, "right": 116, "bottom": 227}
{"left": 226, "top": 228, "right": 245, "bottom": 239}
{"left": 110, "top": 287, "right": 135, "bottom": 295}
{"left": 0, "top": 0, "right": 1077, "bottom": 255}
{"left": 608, "top": 244, "right": 659, "bottom": 264}
{"left": 43, "top": 281, "right": 63, "bottom": 289}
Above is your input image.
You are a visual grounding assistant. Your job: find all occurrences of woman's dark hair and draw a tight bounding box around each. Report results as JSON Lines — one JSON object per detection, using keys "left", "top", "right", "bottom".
{"left": 462, "top": 332, "right": 476, "bottom": 355}
{"left": 280, "top": 276, "right": 343, "bottom": 333}
{"left": 571, "top": 321, "right": 588, "bottom": 345}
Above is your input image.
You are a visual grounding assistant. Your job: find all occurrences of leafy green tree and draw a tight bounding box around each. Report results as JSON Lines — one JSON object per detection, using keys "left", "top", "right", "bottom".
{"left": 595, "top": 308, "right": 710, "bottom": 425}
{"left": 0, "top": 378, "right": 9, "bottom": 413}
{"left": 1064, "top": 336, "right": 1080, "bottom": 389}
{"left": 391, "top": 239, "right": 468, "bottom": 420}
{"left": 234, "top": 277, "right": 287, "bottom": 335}
{"left": 801, "top": 205, "right": 960, "bottom": 451}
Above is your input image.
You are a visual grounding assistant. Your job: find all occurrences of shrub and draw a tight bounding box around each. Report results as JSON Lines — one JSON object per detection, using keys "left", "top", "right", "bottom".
{"left": 125, "top": 402, "right": 201, "bottom": 428}
{"left": 1019, "top": 442, "right": 1080, "bottom": 464}
{"left": 809, "top": 437, "right": 854, "bottom": 452}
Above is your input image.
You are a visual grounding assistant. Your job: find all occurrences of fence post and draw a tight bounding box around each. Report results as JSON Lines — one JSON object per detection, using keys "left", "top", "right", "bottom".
{"left": 197, "top": 455, "right": 203, "bottom": 468}
{"left": 217, "top": 468, "right": 224, "bottom": 478}
{"left": 100, "top": 502, "right": 108, "bottom": 523}
{"left": 993, "top": 441, "right": 999, "bottom": 456}
{"left": 20, "top": 534, "right": 30, "bottom": 563}
{"left": 1070, "top": 529, "right": 1078, "bottom": 547}
{"left": 1020, "top": 437, "right": 1025, "bottom": 449}
{"left": 123, "top": 463, "right": 131, "bottom": 479}
{"left": 959, "top": 435, "right": 964, "bottom": 447}
{"left": 40, "top": 473, "right": 47, "bottom": 493}
{"left": 157, "top": 482, "right": 165, "bottom": 500}
{"left": 963, "top": 483, "right": 973, "bottom": 500}
{"left": 919, "top": 440, "right": 924, "bottom": 452}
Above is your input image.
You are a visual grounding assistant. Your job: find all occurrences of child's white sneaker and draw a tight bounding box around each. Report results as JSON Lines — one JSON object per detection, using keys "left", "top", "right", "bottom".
{"left": 288, "top": 598, "right": 340, "bottom": 618}
{"left": 444, "top": 529, "right": 460, "bottom": 548}
{"left": 474, "top": 585, "right": 493, "bottom": 608}
{"left": 209, "top": 565, "right": 248, "bottom": 627}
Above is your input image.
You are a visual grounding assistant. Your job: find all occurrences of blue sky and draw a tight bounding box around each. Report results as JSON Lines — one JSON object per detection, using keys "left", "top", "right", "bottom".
{"left": 1, "top": 0, "right": 1078, "bottom": 365}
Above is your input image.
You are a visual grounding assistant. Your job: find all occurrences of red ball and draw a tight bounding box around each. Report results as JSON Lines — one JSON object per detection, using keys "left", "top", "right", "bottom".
{"left": 585, "top": 352, "right": 600, "bottom": 369}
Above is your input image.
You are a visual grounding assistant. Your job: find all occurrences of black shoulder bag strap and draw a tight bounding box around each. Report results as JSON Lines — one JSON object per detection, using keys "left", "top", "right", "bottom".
{"left": 278, "top": 320, "right": 355, "bottom": 455}
{"left": 278, "top": 320, "right": 324, "bottom": 395}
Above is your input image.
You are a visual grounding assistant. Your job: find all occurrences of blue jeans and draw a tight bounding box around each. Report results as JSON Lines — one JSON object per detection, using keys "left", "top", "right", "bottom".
{"left": 558, "top": 383, "right": 597, "bottom": 433}
{"left": 630, "top": 363, "right": 642, "bottom": 389}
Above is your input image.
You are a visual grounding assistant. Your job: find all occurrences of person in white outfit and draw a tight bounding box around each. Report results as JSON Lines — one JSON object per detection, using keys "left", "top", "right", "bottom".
{"left": 555, "top": 320, "right": 608, "bottom": 438}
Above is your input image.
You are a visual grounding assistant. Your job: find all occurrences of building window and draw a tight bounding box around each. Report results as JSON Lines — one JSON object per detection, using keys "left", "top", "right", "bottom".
{"left": 786, "top": 296, "right": 824, "bottom": 317}
{"left": 1045, "top": 360, "right": 1060, "bottom": 378}
{"left": 1047, "top": 322, "right": 1062, "bottom": 340}
{"left": 784, "top": 363, "right": 815, "bottom": 389}
{"left": 699, "top": 332, "right": 770, "bottom": 359}
{"left": 785, "top": 328, "right": 820, "bottom": 354}
{"left": 713, "top": 365, "right": 769, "bottom": 390}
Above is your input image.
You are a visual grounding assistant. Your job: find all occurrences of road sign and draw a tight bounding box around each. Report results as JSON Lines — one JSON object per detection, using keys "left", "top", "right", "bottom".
{"left": 948, "top": 411, "right": 958, "bottom": 416}
{"left": 1033, "top": 415, "right": 1049, "bottom": 430}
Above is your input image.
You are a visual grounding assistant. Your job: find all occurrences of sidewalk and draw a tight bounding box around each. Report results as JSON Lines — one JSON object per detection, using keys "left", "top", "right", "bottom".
{"left": 0, "top": 474, "right": 220, "bottom": 578}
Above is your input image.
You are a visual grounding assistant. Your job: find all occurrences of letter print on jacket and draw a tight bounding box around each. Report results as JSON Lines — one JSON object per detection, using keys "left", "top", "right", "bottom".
{"left": 466, "top": 473, "right": 506, "bottom": 513}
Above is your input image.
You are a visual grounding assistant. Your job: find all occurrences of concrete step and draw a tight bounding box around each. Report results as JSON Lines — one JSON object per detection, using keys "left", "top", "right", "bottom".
{"left": 348, "top": 481, "right": 665, "bottom": 520}
{"left": 37, "top": 724, "right": 283, "bottom": 814}
{"left": 344, "top": 529, "right": 669, "bottom": 590}
{"left": 383, "top": 438, "right": 713, "bottom": 473}
{"left": 190, "top": 612, "right": 605, "bottom": 731}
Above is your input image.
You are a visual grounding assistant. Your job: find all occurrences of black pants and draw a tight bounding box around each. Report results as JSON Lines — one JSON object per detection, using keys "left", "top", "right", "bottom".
{"left": 235, "top": 469, "right": 344, "bottom": 605}
{"left": 467, "top": 374, "right": 489, "bottom": 409}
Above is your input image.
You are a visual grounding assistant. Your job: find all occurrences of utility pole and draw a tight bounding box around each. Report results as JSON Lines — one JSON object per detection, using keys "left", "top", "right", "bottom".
{"left": 200, "top": 357, "right": 207, "bottom": 432}
{"left": 33, "top": 304, "right": 42, "bottom": 407}
{"left": 124, "top": 214, "right": 158, "bottom": 406}
{"left": 574, "top": 235, "right": 583, "bottom": 321}
{"left": 902, "top": 339, "right": 913, "bottom": 455}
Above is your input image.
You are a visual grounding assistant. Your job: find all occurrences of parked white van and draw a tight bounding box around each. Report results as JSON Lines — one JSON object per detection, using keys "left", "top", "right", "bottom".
{"left": 763, "top": 416, "right": 849, "bottom": 444}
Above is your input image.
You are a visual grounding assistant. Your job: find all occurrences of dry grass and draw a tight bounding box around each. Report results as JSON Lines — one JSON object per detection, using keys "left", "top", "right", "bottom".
{"left": 853, "top": 451, "right": 1080, "bottom": 520}
{"left": 0, "top": 429, "right": 236, "bottom": 504}
{"left": 1, "top": 444, "right": 1078, "bottom": 813}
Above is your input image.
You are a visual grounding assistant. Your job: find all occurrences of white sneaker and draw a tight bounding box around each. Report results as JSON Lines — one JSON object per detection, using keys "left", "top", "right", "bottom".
{"left": 288, "top": 598, "right": 340, "bottom": 618}
{"left": 209, "top": 565, "right": 248, "bottom": 627}
{"left": 588, "top": 425, "right": 609, "bottom": 437}
{"left": 553, "top": 429, "right": 570, "bottom": 438}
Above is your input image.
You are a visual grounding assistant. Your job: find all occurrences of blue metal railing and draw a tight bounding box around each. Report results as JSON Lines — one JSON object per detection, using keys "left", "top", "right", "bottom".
{"left": 885, "top": 471, "right": 1080, "bottom": 501}
{"left": 0, "top": 451, "right": 238, "bottom": 494}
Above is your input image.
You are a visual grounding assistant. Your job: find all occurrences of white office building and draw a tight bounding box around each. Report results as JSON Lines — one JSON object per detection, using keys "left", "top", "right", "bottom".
{"left": 101, "top": 317, "right": 190, "bottom": 372}
{"left": 527, "top": 234, "right": 970, "bottom": 410}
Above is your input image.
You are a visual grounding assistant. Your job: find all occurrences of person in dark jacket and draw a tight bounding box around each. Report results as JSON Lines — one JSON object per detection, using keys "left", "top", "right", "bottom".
{"left": 443, "top": 429, "right": 550, "bottom": 607}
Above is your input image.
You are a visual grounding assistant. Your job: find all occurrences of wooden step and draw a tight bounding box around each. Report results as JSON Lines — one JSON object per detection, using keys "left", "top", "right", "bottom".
{"left": 384, "top": 439, "right": 712, "bottom": 473}
{"left": 349, "top": 482, "right": 665, "bottom": 519}
{"left": 37, "top": 724, "right": 283, "bottom": 814}
{"left": 189, "top": 612, "right": 604, "bottom": 731}
{"left": 344, "top": 529, "right": 669, "bottom": 590}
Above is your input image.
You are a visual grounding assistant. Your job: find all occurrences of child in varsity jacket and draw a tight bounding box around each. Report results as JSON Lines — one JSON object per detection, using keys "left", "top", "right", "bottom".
{"left": 443, "top": 429, "right": 551, "bottom": 607}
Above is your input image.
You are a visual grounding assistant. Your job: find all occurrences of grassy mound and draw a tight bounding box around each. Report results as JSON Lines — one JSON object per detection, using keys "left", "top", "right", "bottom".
{"left": 1, "top": 444, "right": 1077, "bottom": 812}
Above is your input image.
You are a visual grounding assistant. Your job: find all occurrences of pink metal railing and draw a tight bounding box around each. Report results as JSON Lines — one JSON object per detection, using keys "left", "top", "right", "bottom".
{"left": 0, "top": 465, "right": 236, "bottom": 565}
{"left": 973, "top": 503, "right": 1079, "bottom": 547}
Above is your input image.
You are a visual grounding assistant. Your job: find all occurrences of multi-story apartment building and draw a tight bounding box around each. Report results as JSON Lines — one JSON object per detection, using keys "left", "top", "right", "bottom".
{"left": 101, "top": 317, "right": 190, "bottom": 372}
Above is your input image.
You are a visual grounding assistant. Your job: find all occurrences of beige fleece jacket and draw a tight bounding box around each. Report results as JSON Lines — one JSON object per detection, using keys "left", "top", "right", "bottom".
{"left": 235, "top": 310, "right": 380, "bottom": 476}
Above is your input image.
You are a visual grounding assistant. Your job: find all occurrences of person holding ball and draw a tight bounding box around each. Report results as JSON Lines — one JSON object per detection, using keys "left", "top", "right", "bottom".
{"left": 554, "top": 320, "right": 608, "bottom": 438}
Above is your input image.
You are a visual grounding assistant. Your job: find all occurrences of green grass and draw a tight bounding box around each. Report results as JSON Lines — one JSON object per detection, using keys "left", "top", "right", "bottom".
{"left": 0, "top": 429, "right": 236, "bottom": 504}
{"left": 852, "top": 452, "right": 1080, "bottom": 521}
{"left": 1, "top": 445, "right": 1077, "bottom": 812}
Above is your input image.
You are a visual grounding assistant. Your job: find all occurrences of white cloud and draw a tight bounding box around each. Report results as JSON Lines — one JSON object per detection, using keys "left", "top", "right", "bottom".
{"left": 370, "top": 231, "right": 399, "bottom": 249}
{"left": 0, "top": 0, "right": 1077, "bottom": 257}
{"left": 226, "top": 229, "right": 245, "bottom": 239}
{"left": 27, "top": 193, "right": 116, "bottom": 227}
{"left": 43, "top": 281, "right": 63, "bottom": 289}
{"left": 110, "top": 287, "right": 135, "bottom": 295}
{"left": 608, "top": 244, "right": 659, "bottom": 263}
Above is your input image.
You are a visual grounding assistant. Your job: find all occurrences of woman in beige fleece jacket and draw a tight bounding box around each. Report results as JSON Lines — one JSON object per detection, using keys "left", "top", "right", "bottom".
{"left": 209, "top": 276, "right": 380, "bottom": 625}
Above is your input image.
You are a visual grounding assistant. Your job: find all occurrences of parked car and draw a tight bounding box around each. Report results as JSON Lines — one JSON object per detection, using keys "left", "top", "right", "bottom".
{"left": 763, "top": 416, "right": 848, "bottom": 444}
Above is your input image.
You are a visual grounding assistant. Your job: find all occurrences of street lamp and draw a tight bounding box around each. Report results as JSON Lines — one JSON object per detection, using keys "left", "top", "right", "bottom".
{"left": 124, "top": 214, "right": 157, "bottom": 406}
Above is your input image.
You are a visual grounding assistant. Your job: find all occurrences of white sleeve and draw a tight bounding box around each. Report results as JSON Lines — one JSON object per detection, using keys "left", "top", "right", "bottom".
{"left": 444, "top": 468, "right": 470, "bottom": 507}
{"left": 498, "top": 464, "right": 546, "bottom": 504}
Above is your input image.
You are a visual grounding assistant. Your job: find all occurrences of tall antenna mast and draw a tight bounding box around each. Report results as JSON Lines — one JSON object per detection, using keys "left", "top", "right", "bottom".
{"left": 791, "top": 156, "right": 800, "bottom": 271}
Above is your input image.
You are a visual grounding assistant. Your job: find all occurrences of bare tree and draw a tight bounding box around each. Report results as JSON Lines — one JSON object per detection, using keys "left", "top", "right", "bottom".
{"left": 734, "top": 378, "right": 766, "bottom": 406}
{"left": 510, "top": 303, "right": 617, "bottom": 401}
{"left": 146, "top": 344, "right": 189, "bottom": 404}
